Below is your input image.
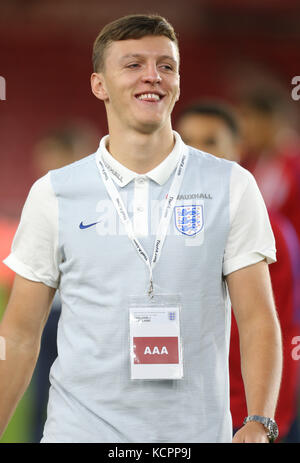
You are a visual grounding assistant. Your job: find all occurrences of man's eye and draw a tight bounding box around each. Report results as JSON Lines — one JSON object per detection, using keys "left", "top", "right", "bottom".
{"left": 126, "top": 63, "right": 140, "bottom": 69}
{"left": 160, "top": 64, "right": 173, "bottom": 71}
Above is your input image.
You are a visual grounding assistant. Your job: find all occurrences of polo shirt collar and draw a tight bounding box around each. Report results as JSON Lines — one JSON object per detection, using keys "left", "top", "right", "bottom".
{"left": 97, "top": 131, "right": 184, "bottom": 187}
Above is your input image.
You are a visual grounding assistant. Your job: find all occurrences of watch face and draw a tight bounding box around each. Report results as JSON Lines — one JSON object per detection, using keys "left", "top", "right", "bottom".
{"left": 270, "top": 421, "right": 279, "bottom": 438}
{"left": 267, "top": 419, "right": 279, "bottom": 441}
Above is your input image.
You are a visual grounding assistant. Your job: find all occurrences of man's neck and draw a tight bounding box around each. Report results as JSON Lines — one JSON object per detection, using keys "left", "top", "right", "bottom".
{"left": 106, "top": 125, "right": 175, "bottom": 174}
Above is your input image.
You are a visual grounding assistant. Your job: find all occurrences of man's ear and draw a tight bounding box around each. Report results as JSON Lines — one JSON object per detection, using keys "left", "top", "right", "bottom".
{"left": 175, "top": 74, "right": 180, "bottom": 102}
{"left": 90, "top": 72, "right": 109, "bottom": 101}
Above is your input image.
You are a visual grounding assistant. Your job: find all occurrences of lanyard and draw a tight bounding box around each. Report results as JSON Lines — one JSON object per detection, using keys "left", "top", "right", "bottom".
{"left": 96, "top": 146, "right": 189, "bottom": 298}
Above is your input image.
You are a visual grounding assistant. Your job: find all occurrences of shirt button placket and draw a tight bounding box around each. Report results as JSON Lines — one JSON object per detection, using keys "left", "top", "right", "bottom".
{"left": 134, "top": 176, "right": 149, "bottom": 236}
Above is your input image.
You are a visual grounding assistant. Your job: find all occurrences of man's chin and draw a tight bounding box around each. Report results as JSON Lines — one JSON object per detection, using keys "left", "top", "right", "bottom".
{"left": 132, "top": 117, "right": 167, "bottom": 135}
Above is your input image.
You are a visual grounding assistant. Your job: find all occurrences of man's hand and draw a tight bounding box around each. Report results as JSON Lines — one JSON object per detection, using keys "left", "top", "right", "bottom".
{"left": 232, "top": 421, "right": 269, "bottom": 443}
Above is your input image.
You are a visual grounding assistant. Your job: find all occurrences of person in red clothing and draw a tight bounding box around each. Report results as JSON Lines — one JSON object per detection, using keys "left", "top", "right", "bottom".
{"left": 237, "top": 88, "right": 300, "bottom": 244}
{"left": 176, "top": 100, "right": 300, "bottom": 442}
{"left": 230, "top": 211, "right": 300, "bottom": 441}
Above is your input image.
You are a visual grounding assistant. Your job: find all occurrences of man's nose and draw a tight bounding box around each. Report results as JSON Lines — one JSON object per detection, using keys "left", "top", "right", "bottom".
{"left": 141, "top": 64, "right": 162, "bottom": 84}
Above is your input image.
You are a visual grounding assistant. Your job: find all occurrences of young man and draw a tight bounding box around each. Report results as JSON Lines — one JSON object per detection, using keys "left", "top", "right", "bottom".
{"left": 0, "top": 15, "right": 282, "bottom": 443}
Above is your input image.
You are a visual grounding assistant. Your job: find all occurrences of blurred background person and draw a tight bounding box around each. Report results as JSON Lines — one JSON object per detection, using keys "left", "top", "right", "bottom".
{"left": 237, "top": 86, "right": 300, "bottom": 244}
{"left": 176, "top": 100, "right": 241, "bottom": 162}
{"left": 32, "top": 121, "right": 100, "bottom": 176}
{"left": 30, "top": 121, "right": 99, "bottom": 443}
{"left": 176, "top": 100, "right": 300, "bottom": 443}
{"left": 0, "top": 121, "right": 99, "bottom": 443}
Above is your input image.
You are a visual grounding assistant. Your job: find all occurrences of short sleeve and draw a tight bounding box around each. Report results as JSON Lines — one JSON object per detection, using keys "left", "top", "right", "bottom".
{"left": 223, "top": 163, "right": 276, "bottom": 276}
{"left": 3, "top": 173, "right": 60, "bottom": 288}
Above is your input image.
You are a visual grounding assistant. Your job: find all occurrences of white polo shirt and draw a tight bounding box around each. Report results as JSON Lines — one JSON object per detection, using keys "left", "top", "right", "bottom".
{"left": 4, "top": 131, "right": 276, "bottom": 443}
{"left": 5, "top": 132, "right": 275, "bottom": 285}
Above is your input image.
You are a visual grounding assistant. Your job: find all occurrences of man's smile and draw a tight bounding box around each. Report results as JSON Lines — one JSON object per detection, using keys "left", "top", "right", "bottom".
{"left": 134, "top": 91, "right": 165, "bottom": 103}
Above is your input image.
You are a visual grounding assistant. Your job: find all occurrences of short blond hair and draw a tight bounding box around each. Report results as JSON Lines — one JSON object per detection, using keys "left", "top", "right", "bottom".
{"left": 92, "top": 14, "right": 179, "bottom": 72}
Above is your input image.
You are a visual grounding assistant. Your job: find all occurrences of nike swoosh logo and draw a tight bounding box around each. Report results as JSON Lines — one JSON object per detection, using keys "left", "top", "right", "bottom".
{"left": 79, "top": 220, "right": 101, "bottom": 229}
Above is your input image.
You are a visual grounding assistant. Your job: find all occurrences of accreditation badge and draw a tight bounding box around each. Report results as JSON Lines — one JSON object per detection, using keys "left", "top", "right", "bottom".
{"left": 129, "top": 295, "right": 183, "bottom": 380}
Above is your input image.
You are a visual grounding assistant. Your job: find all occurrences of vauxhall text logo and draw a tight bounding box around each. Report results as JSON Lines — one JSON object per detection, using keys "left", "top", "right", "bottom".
{"left": 0, "top": 76, "right": 6, "bottom": 101}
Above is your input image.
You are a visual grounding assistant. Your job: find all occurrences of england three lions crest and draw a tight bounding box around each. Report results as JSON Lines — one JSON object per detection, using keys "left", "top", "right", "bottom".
{"left": 174, "top": 205, "right": 204, "bottom": 236}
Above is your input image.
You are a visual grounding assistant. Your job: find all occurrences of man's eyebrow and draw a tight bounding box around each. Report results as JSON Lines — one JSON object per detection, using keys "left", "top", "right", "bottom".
{"left": 159, "top": 55, "right": 178, "bottom": 65}
{"left": 120, "top": 53, "right": 177, "bottom": 64}
{"left": 119, "top": 53, "right": 143, "bottom": 62}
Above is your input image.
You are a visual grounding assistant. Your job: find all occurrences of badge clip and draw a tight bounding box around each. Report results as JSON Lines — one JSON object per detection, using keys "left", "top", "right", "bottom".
{"left": 148, "top": 279, "right": 154, "bottom": 299}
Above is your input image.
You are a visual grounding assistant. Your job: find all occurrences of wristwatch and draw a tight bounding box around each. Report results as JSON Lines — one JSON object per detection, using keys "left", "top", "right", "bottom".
{"left": 243, "top": 415, "right": 279, "bottom": 442}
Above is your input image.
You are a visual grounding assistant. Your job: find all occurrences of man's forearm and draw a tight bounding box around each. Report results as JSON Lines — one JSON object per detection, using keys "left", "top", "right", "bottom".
{"left": 0, "top": 333, "right": 40, "bottom": 438}
{"left": 239, "top": 314, "right": 283, "bottom": 419}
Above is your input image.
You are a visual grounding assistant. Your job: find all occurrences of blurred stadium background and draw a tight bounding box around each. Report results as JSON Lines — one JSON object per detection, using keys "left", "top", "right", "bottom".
{"left": 0, "top": 0, "right": 299, "bottom": 443}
